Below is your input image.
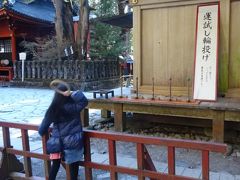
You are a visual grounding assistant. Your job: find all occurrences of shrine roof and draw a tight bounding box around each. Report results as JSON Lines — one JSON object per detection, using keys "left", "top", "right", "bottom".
{"left": 100, "top": 12, "right": 133, "bottom": 29}
{"left": 0, "top": 0, "right": 55, "bottom": 24}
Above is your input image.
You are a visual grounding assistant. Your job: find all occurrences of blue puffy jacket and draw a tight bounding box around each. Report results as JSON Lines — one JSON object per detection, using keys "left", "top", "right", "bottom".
{"left": 38, "top": 91, "right": 88, "bottom": 152}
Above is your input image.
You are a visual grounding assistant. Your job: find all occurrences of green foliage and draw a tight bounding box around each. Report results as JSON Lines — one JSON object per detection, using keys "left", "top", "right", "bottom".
{"left": 94, "top": 0, "right": 118, "bottom": 17}
{"left": 90, "top": 23, "right": 126, "bottom": 58}
{"left": 20, "top": 37, "right": 58, "bottom": 61}
{"left": 89, "top": 0, "right": 130, "bottom": 59}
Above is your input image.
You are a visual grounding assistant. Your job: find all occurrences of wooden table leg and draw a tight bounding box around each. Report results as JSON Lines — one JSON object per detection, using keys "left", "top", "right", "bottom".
{"left": 81, "top": 108, "right": 89, "bottom": 127}
{"left": 101, "top": 110, "right": 111, "bottom": 118}
{"left": 114, "top": 103, "right": 125, "bottom": 132}
{"left": 212, "top": 110, "right": 225, "bottom": 142}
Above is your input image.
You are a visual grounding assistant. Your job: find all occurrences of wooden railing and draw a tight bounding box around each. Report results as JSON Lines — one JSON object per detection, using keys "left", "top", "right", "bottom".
{"left": 0, "top": 121, "right": 227, "bottom": 180}
{"left": 0, "top": 66, "right": 13, "bottom": 81}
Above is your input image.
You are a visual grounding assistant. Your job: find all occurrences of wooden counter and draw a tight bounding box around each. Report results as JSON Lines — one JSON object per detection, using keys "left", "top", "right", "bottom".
{"left": 82, "top": 97, "right": 240, "bottom": 143}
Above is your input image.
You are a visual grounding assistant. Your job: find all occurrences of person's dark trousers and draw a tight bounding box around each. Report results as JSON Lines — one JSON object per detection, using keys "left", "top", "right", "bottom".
{"left": 49, "top": 159, "right": 61, "bottom": 180}
{"left": 49, "top": 159, "right": 79, "bottom": 180}
{"left": 69, "top": 161, "right": 80, "bottom": 180}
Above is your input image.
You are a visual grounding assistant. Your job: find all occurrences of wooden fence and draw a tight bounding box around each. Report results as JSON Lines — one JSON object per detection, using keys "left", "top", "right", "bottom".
{"left": 11, "top": 59, "right": 120, "bottom": 90}
{"left": 0, "top": 121, "right": 227, "bottom": 180}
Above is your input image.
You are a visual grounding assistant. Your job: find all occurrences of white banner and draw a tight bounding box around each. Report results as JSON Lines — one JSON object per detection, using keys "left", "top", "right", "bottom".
{"left": 193, "top": 4, "right": 219, "bottom": 101}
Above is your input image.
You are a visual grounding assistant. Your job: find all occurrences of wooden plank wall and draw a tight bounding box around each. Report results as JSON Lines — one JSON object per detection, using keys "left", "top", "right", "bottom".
{"left": 135, "top": 2, "right": 198, "bottom": 96}
{"left": 229, "top": 1, "right": 240, "bottom": 89}
{"left": 141, "top": 6, "right": 195, "bottom": 88}
{"left": 131, "top": 0, "right": 240, "bottom": 98}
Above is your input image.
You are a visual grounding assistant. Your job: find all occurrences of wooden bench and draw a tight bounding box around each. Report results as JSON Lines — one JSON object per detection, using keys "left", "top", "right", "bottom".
{"left": 93, "top": 89, "right": 114, "bottom": 99}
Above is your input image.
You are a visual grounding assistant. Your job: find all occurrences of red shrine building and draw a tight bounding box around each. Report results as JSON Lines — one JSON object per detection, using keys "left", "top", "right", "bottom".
{"left": 0, "top": 0, "right": 126, "bottom": 82}
{"left": 0, "top": 0, "right": 55, "bottom": 81}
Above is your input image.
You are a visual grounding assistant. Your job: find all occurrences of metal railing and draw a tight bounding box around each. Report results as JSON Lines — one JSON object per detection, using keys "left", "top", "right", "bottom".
{"left": 0, "top": 121, "right": 227, "bottom": 180}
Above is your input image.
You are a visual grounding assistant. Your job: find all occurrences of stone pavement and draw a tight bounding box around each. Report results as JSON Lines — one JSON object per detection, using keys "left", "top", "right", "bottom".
{"left": 0, "top": 87, "right": 239, "bottom": 179}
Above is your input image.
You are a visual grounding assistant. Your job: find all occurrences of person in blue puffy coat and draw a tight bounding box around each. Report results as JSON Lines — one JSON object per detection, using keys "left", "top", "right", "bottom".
{"left": 38, "top": 84, "right": 88, "bottom": 180}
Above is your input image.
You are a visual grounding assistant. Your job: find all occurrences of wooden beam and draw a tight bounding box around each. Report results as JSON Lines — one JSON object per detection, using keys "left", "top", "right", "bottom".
{"left": 168, "top": 146, "right": 175, "bottom": 175}
{"left": 130, "top": 0, "right": 217, "bottom": 6}
{"left": 42, "top": 135, "right": 50, "bottom": 179}
{"left": 2, "top": 127, "right": 11, "bottom": 147}
{"left": 219, "top": 0, "right": 230, "bottom": 94}
{"left": 202, "top": 150, "right": 209, "bottom": 180}
{"left": 21, "top": 129, "right": 32, "bottom": 177}
{"left": 212, "top": 110, "right": 225, "bottom": 142}
{"left": 113, "top": 103, "right": 124, "bottom": 131}
{"left": 81, "top": 108, "right": 89, "bottom": 127}
{"left": 101, "top": 110, "right": 111, "bottom": 118}
{"left": 84, "top": 136, "right": 92, "bottom": 180}
{"left": 133, "top": 6, "right": 141, "bottom": 90}
{"left": 137, "top": 143, "right": 144, "bottom": 180}
{"left": 11, "top": 31, "right": 17, "bottom": 63}
{"left": 108, "top": 140, "right": 117, "bottom": 180}
{"left": 143, "top": 145, "right": 157, "bottom": 180}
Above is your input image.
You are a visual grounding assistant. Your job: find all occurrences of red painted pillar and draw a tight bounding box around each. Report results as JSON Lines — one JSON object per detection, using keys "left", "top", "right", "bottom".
{"left": 73, "top": 21, "right": 78, "bottom": 42}
{"left": 11, "top": 31, "right": 17, "bottom": 63}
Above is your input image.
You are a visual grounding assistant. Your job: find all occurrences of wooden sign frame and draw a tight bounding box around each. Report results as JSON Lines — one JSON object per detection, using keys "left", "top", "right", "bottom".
{"left": 193, "top": 3, "right": 220, "bottom": 101}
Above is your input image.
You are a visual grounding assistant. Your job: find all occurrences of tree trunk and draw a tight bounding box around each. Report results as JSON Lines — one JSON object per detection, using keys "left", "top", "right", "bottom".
{"left": 53, "top": 0, "right": 75, "bottom": 60}
{"left": 117, "top": 0, "right": 130, "bottom": 53}
{"left": 77, "top": 0, "right": 90, "bottom": 60}
{"left": 117, "top": 0, "right": 125, "bottom": 15}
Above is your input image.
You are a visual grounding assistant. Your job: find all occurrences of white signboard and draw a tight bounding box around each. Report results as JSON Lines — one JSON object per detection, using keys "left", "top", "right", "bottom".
{"left": 0, "top": 47, "right": 4, "bottom": 53}
{"left": 19, "top": 52, "right": 27, "bottom": 61}
{"left": 193, "top": 4, "right": 219, "bottom": 101}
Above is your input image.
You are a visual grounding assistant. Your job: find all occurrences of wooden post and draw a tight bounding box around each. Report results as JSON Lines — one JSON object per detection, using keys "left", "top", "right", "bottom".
{"left": 143, "top": 145, "right": 157, "bottom": 174}
{"left": 21, "top": 129, "right": 32, "bottom": 177}
{"left": 42, "top": 135, "right": 51, "bottom": 179}
{"left": 11, "top": 31, "right": 17, "bottom": 63}
{"left": 202, "top": 150, "right": 209, "bottom": 180}
{"left": 168, "top": 146, "right": 175, "bottom": 175}
{"left": 108, "top": 140, "right": 117, "bottom": 180}
{"left": 2, "top": 127, "right": 11, "bottom": 147}
{"left": 113, "top": 103, "right": 124, "bottom": 132}
{"left": 81, "top": 108, "right": 89, "bottom": 127}
{"left": 212, "top": 110, "right": 225, "bottom": 142}
{"left": 137, "top": 143, "right": 144, "bottom": 180}
{"left": 219, "top": 0, "right": 230, "bottom": 93}
{"left": 101, "top": 110, "right": 111, "bottom": 118}
{"left": 84, "top": 136, "right": 92, "bottom": 180}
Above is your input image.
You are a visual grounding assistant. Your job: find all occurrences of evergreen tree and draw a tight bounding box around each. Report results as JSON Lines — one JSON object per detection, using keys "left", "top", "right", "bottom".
{"left": 53, "top": 0, "right": 75, "bottom": 60}
{"left": 89, "top": 0, "right": 130, "bottom": 59}
{"left": 77, "top": 0, "right": 90, "bottom": 60}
